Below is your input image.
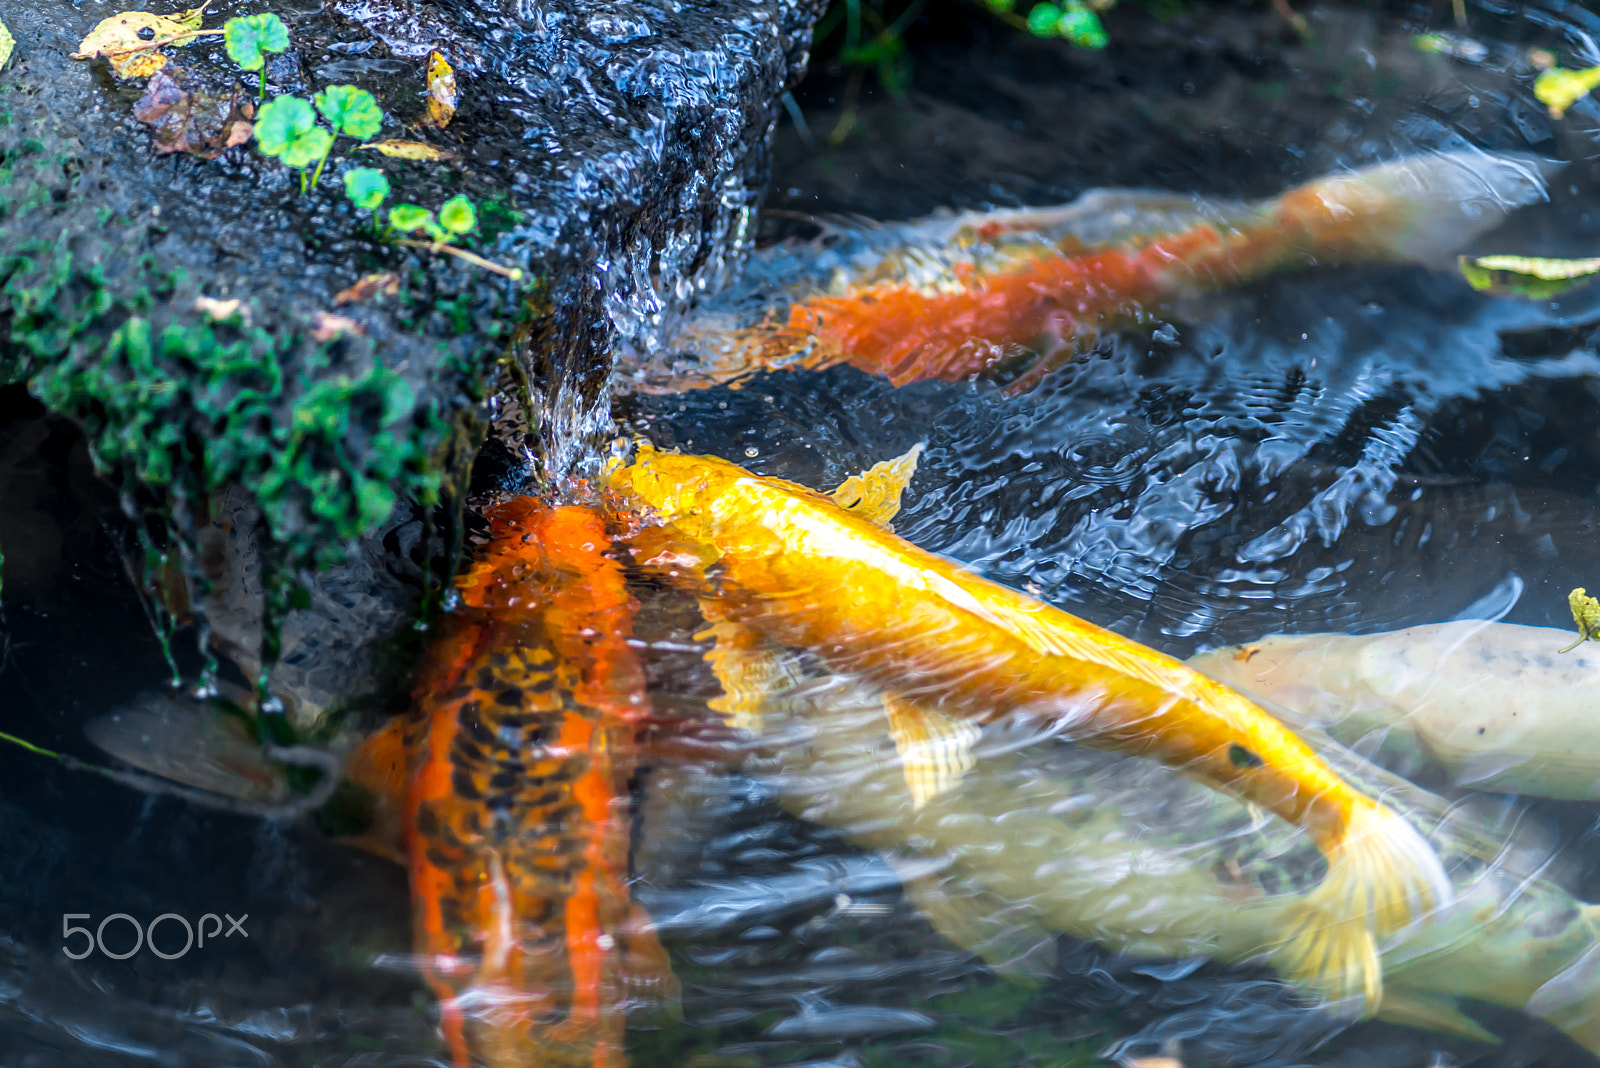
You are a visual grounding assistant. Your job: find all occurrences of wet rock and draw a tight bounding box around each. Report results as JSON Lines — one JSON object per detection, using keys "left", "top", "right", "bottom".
{"left": 0, "top": 0, "right": 822, "bottom": 717}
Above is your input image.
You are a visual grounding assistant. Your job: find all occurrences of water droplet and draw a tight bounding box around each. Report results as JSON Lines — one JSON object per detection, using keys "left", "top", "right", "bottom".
{"left": 744, "top": 446, "right": 759, "bottom": 457}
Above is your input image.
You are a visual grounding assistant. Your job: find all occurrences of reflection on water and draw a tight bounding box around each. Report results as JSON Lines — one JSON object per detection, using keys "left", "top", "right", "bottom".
{"left": 15, "top": 0, "right": 1600, "bottom": 1065}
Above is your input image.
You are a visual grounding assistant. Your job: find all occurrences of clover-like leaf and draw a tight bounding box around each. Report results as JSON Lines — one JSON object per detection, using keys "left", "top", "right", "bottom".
{"left": 343, "top": 167, "right": 390, "bottom": 212}
{"left": 224, "top": 12, "right": 288, "bottom": 72}
{"left": 438, "top": 195, "right": 476, "bottom": 236}
{"left": 255, "top": 96, "right": 330, "bottom": 168}
{"left": 1025, "top": 2, "right": 1061, "bottom": 36}
{"left": 1536, "top": 65, "right": 1600, "bottom": 119}
{"left": 388, "top": 205, "right": 437, "bottom": 233}
{"left": 314, "top": 84, "right": 383, "bottom": 139}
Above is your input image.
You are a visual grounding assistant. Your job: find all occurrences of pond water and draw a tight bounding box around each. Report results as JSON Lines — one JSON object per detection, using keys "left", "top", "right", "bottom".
{"left": 10, "top": 0, "right": 1600, "bottom": 1066}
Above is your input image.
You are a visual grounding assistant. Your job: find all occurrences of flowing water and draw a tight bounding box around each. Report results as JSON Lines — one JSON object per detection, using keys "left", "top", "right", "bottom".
{"left": 12, "top": 1, "right": 1600, "bottom": 1065}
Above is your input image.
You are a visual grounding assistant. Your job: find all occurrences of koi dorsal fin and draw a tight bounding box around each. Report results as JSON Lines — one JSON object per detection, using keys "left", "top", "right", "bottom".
{"left": 882, "top": 692, "right": 981, "bottom": 809}
{"left": 830, "top": 443, "right": 925, "bottom": 529}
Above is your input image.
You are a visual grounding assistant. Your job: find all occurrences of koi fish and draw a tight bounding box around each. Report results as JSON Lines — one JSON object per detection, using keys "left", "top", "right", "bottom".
{"left": 347, "top": 500, "right": 673, "bottom": 1068}
{"left": 719, "top": 640, "right": 1600, "bottom": 1053}
{"left": 608, "top": 442, "right": 1451, "bottom": 1013}
{"left": 1189, "top": 620, "right": 1600, "bottom": 801}
{"left": 628, "top": 151, "right": 1550, "bottom": 394}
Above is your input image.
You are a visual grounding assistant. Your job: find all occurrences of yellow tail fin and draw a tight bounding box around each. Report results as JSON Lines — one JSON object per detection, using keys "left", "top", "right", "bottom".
{"left": 1274, "top": 800, "right": 1453, "bottom": 1013}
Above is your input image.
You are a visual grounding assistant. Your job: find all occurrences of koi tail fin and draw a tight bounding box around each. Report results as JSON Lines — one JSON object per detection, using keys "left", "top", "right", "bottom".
{"left": 1275, "top": 800, "right": 1453, "bottom": 1013}
{"left": 1274, "top": 150, "right": 1556, "bottom": 267}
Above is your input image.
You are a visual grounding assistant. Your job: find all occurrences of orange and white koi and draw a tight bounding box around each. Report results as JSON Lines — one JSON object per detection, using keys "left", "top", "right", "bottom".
{"left": 608, "top": 442, "right": 1452, "bottom": 1013}
{"left": 630, "top": 151, "right": 1549, "bottom": 394}
{"left": 348, "top": 500, "right": 673, "bottom": 1068}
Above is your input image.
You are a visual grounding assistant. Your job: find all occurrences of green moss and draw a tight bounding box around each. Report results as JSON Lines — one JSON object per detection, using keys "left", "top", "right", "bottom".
{"left": 0, "top": 86, "right": 499, "bottom": 688}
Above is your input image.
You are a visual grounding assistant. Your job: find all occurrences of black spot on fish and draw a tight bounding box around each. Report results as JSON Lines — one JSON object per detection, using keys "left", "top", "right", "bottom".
{"left": 1478, "top": 727, "right": 1486, "bottom": 735}
{"left": 1229, "top": 744, "right": 1264, "bottom": 769}
{"left": 496, "top": 688, "right": 523, "bottom": 706}
{"left": 452, "top": 766, "right": 484, "bottom": 801}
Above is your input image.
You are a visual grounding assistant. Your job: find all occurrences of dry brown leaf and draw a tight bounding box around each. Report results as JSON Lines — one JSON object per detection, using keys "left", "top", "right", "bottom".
{"left": 333, "top": 272, "right": 401, "bottom": 305}
{"left": 360, "top": 139, "right": 456, "bottom": 161}
{"left": 72, "top": 10, "right": 203, "bottom": 78}
{"left": 423, "top": 49, "right": 456, "bottom": 128}
{"left": 133, "top": 70, "right": 254, "bottom": 158}
{"left": 310, "top": 311, "right": 364, "bottom": 341}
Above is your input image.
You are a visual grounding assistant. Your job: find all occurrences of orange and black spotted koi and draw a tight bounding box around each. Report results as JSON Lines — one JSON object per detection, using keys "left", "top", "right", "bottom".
{"left": 351, "top": 500, "right": 672, "bottom": 1068}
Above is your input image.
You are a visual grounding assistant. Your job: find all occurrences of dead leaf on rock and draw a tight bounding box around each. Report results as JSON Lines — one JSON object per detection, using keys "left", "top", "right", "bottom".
{"left": 334, "top": 272, "right": 400, "bottom": 305}
{"left": 422, "top": 49, "right": 456, "bottom": 128}
{"left": 361, "top": 139, "right": 455, "bottom": 161}
{"left": 195, "top": 295, "right": 248, "bottom": 322}
{"left": 73, "top": 9, "right": 207, "bottom": 78}
{"left": 133, "top": 69, "right": 254, "bottom": 158}
{"left": 310, "top": 311, "right": 364, "bottom": 341}
{"left": 0, "top": 17, "right": 15, "bottom": 71}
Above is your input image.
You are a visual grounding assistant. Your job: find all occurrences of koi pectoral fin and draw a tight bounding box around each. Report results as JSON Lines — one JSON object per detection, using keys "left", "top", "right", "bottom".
{"left": 829, "top": 442, "right": 925, "bottom": 529}
{"left": 1377, "top": 990, "right": 1499, "bottom": 1045}
{"left": 882, "top": 692, "right": 982, "bottom": 810}
{"left": 698, "top": 609, "right": 809, "bottom": 733}
{"left": 620, "top": 904, "right": 682, "bottom": 1017}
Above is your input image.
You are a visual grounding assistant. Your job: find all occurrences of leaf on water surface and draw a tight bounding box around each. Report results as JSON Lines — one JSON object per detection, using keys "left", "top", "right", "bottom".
{"left": 361, "top": 138, "right": 455, "bottom": 161}
{"left": 1561, "top": 588, "right": 1600, "bottom": 653}
{"left": 314, "top": 83, "right": 383, "bottom": 139}
{"left": 423, "top": 49, "right": 457, "bottom": 128}
{"left": 0, "top": 17, "right": 14, "bottom": 70}
{"left": 133, "top": 69, "right": 254, "bottom": 158}
{"left": 1458, "top": 253, "right": 1600, "bottom": 299}
{"left": 73, "top": 8, "right": 209, "bottom": 78}
{"left": 334, "top": 272, "right": 400, "bottom": 305}
{"left": 1535, "top": 64, "right": 1600, "bottom": 119}
{"left": 223, "top": 11, "right": 288, "bottom": 71}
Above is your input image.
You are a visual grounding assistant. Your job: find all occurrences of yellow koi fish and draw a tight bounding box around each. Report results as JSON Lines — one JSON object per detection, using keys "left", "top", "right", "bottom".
{"left": 609, "top": 442, "right": 1452, "bottom": 1012}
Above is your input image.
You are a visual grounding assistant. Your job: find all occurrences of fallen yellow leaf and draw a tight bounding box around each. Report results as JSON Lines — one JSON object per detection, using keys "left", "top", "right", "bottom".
{"left": 423, "top": 49, "right": 456, "bottom": 129}
{"left": 0, "top": 17, "right": 14, "bottom": 70}
{"left": 360, "top": 139, "right": 456, "bottom": 161}
{"left": 1534, "top": 64, "right": 1600, "bottom": 119}
{"left": 194, "top": 295, "right": 247, "bottom": 322}
{"left": 310, "top": 311, "right": 364, "bottom": 341}
{"left": 1562, "top": 587, "right": 1600, "bottom": 653}
{"left": 72, "top": 9, "right": 208, "bottom": 78}
{"left": 1459, "top": 253, "right": 1600, "bottom": 300}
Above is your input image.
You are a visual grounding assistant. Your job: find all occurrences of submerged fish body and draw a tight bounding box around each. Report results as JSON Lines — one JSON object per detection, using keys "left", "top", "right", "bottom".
{"left": 349, "top": 500, "right": 670, "bottom": 1068}
{"left": 1189, "top": 621, "right": 1600, "bottom": 801}
{"left": 610, "top": 443, "right": 1451, "bottom": 1012}
{"left": 734, "top": 650, "right": 1600, "bottom": 1053}
{"left": 629, "top": 151, "right": 1550, "bottom": 394}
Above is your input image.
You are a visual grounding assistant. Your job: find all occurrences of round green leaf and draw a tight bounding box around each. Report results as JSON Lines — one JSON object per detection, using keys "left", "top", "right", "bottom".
{"left": 314, "top": 84, "right": 384, "bottom": 140}
{"left": 437, "top": 195, "right": 476, "bottom": 236}
{"left": 342, "top": 167, "right": 391, "bottom": 212}
{"left": 224, "top": 13, "right": 289, "bottom": 72}
{"left": 280, "top": 126, "right": 333, "bottom": 169}
{"left": 1025, "top": 2, "right": 1062, "bottom": 36}
{"left": 255, "top": 95, "right": 316, "bottom": 157}
{"left": 388, "top": 205, "right": 436, "bottom": 233}
{"left": 1056, "top": 5, "right": 1106, "bottom": 48}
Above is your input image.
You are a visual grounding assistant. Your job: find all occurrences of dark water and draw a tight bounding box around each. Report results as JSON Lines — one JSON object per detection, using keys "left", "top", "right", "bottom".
{"left": 13, "top": 0, "right": 1600, "bottom": 1066}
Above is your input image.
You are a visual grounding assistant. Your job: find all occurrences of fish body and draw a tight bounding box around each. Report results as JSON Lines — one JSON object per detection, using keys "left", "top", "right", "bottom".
{"left": 611, "top": 444, "right": 1451, "bottom": 1011}
{"left": 1189, "top": 620, "right": 1600, "bottom": 800}
{"left": 735, "top": 653, "right": 1600, "bottom": 1053}
{"left": 632, "top": 152, "right": 1550, "bottom": 394}
{"left": 349, "top": 501, "right": 670, "bottom": 1068}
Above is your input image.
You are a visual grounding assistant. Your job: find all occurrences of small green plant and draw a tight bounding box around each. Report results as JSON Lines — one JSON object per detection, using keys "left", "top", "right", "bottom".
{"left": 341, "top": 181, "right": 520, "bottom": 279}
{"left": 254, "top": 86, "right": 382, "bottom": 191}
{"left": 309, "top": 85, "right": 383, "bottom": 188}
{"left": 224, "top": 12, "right": 290, "bottom": 102}
{"left": 1018, "top": 1, "right": 1108, "bottom": 47}
{"left": 342, "top": 167, "right": 390, "bottom": 213}
{"left": 255, "top": 96, "right": 333, "bottom": 192}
